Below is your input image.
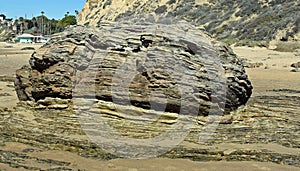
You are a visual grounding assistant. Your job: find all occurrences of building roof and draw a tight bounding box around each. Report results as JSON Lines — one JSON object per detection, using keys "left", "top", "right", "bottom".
{"left": 17, "top": 33, "right": 35, "bottom": 38}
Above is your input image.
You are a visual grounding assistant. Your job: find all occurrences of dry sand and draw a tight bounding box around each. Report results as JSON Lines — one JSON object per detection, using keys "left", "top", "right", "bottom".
{"left": 0, "top": 42, "right": 41, "bottom": 109}
{"left": 0, "top": 42, "right": 299, "bottom": 171}
{"left": 232, "top": 46, "right": 300, "bottom": 96}
{"left": 0, "top": 42, "right": 40, "bottom": 76}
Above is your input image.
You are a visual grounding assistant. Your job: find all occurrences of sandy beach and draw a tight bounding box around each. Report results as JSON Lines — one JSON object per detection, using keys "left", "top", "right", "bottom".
{"left": 0, "top": 43, "right": 41, "bottom": 109}
{"left": 0, "top": 42, "right": 299, "bottom": 170}
{"left": 233, "top": 46, "right": 300, "bottom": 95}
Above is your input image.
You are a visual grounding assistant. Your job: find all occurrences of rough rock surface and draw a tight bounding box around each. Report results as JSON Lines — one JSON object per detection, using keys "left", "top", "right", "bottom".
{"left": 291, "top": 61, "right": 300, "bottom": 68}
{"left": 294, "top": 49, "right": 300, "bottom": 56}
{"left": 15, "top": 17, "right": 252, "bottom": 115}
{"left": 290, "top": 61, "right": 300, "bottom": 72}
{"left": 0, "top": 87, "right": 299, "bottom": 169}
{"left": 78, "top": 0, "right": 300, "bottom": 44}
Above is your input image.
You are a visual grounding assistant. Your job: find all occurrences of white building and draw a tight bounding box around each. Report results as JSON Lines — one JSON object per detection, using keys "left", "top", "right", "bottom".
{"left": 14, "top": 33, "right": 50, "bottom": 43}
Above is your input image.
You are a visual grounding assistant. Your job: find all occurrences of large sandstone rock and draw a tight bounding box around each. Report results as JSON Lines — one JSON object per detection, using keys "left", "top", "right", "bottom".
{"left": 15, "top": 17, "right": 252, "bottom": 115}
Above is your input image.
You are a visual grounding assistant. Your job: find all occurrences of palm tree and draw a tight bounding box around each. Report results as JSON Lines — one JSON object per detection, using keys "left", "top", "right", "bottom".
{"left": 41, "top": 11, "right": 45, "bottom": 34}
{"left": 32, "top": 17, "right": 37, "bottom": 27}
{"left": 75, "top": 10, "right": 79, "bottom": 20}
{"left": 65, "top": 11, "right": 70, "bottom": 17}
{"left": 18, "top": 17, "right": 24, "bottom": 33}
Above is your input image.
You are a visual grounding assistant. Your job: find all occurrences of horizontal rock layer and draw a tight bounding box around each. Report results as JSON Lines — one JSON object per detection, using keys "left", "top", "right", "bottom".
{"left": 0, "top": 88, "right": 299, "bottom": 168}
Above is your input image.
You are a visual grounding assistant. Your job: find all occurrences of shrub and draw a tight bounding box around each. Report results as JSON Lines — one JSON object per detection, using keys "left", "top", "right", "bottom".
{"left": 155, "top": 5, "right": 167, "bottom": 14}
{"left": 57, "top": 15, "right": 77, "bottom": 27}
{"left": 167, "top": 0, "right": 176, "bottom": 5}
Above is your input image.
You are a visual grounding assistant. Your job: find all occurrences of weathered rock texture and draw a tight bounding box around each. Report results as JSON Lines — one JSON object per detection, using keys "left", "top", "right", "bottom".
{"left": 1, "top": 86, "right": 299, "bottom": 169}
{"left": 78, "top": 0, "right": 300, "bottom": 44}
{"left": 15, "top": 17, "right": 252, "bottom": 115}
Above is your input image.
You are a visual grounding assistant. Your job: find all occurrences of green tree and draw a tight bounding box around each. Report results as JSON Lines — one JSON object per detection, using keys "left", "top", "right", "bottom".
{"left": 49, "top": 18, "right": 63, "bottom": 34}
{"left": 13, "top": 19, "right": 19, "bottom": 28}
{"left": 32, "top": 17, "right": 37, "bottom": 27}
{"left": 24, "top": 19, "right": 34, "bottom": 29}
{"left": 56, "top": 15, "right": 76, "bottom": 27}
{"left": 19, "top": 17, "right": 24, "bottom": 22}
{"left": 36, "top": 14, "right": 49, "bottom": 34}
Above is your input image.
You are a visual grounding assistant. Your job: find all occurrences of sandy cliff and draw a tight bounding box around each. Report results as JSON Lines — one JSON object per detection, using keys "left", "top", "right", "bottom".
{"left": 78, "top": 0, "right": 300, "bottom": 46}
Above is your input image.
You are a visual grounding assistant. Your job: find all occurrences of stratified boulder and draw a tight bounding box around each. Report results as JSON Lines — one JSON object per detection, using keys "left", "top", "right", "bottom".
{"left": 15, "top": 17, "right": 252, "bottom": 115}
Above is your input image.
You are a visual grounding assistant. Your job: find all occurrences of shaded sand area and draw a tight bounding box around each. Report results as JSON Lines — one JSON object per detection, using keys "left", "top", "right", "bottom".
{"left": 0, "top": 42, "right": 299, "bottom": 170}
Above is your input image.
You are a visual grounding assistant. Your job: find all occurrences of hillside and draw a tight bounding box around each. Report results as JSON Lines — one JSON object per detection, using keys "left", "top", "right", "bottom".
{"left": 78, "top": 0, "right": 300, "bottom": 46}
